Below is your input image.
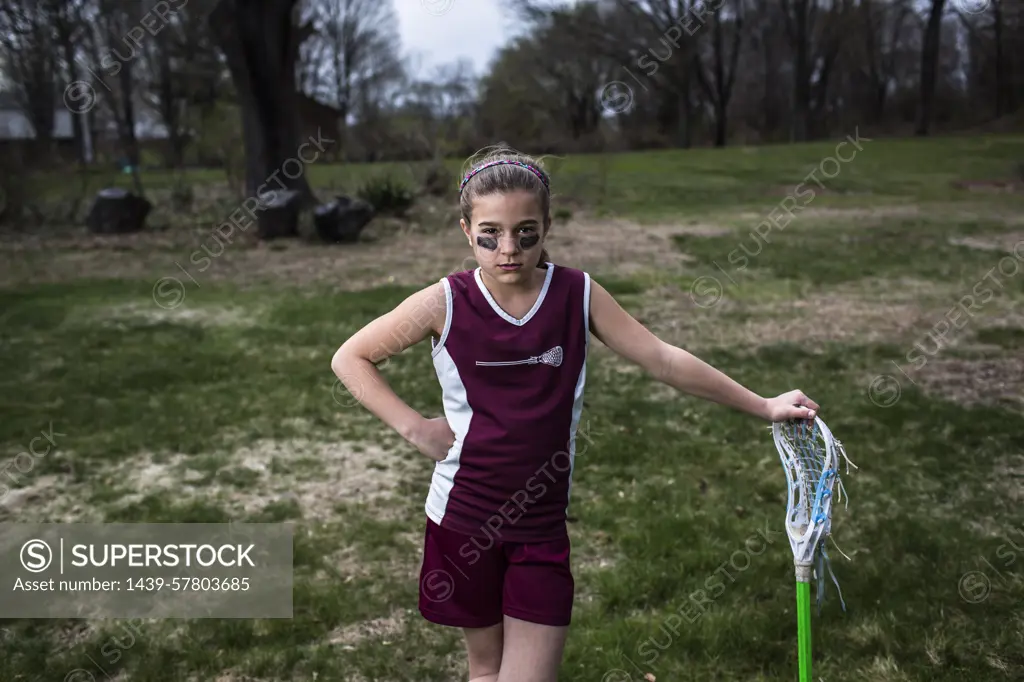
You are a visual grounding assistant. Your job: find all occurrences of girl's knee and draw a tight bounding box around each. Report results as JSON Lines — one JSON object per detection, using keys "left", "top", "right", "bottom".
{"left": 463, "top": 624, "right": 503, "bottom": 679}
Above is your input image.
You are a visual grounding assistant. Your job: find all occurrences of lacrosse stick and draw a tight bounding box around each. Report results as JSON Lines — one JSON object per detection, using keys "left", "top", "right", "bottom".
{"left": 476, "top": 345, "right": 563, "bottom": 367}
{"left": 773, "top": 416, "right": 856, "bottom": 682}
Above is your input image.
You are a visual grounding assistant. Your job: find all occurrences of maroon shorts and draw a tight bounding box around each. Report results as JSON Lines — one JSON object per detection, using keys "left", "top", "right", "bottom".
{"left": 417, "top": 517, "right": 574, "bottom": 628}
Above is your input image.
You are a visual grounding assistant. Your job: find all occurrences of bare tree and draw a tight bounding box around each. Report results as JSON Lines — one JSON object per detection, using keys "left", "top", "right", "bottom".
{"left": 778, "top": 0, "right": 849, "bottom": 141}
{"left": 513, "top": 4, "right": 611, "bottom": 143}
{"left": 297, "top": 0, "right": 403, "bottom": 160}
{"left": 853, "top": 0, "right": 914, "bottom": 123}
{"left": 615, "top": 0, "right": 703, "bottom": 147}
{"left": 77, "top": 0, "right": 149, "bottom": 193}
{"left": 693, "top": 0, "right": 744, "bottom": 147}
{"left": 956, "top": 0, "right": 1012, "bottom": 119}
{"left": 404, "top": 59, "right": 477, "bottom": 158}
{"left": 915, "top": 0, "right": 947, "bottom": 135}
{"left": 52, "top": 0, "right": 90, "bottom": 164}
{"left": 0, "top": 0, "right": 59, "bottom": 160}
{"left": 137, "top": 0, "right": 222, "bottom": 168}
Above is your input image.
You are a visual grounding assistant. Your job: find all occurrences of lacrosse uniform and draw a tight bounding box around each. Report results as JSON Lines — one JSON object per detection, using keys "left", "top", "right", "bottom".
{"left": 418, "top": 263, "right": 591, "bottom": 628}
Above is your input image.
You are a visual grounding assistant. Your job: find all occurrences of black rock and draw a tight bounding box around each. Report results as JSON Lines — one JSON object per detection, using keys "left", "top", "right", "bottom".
{"left": 313, "top": 195, "right": 375, "bottom": 243}
{"left": 86, "top": 188, "right": 152, "bottom": 234}
{"left": 256, "top": 189, "right": 302, "bottom": 240}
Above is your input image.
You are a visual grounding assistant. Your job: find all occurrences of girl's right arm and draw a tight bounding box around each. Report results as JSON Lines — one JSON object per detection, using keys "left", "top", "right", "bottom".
{"left": 330, "top": 282, "right": 454, "bottom": 460}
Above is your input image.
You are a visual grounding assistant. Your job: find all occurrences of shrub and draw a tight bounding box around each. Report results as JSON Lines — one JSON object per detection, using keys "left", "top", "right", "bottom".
{"left": 553, "top": 207, "right": 573, "bottom": 222}
{"left": 421, "top": 161, "right": 452, "bottom": 197}
{"left": 357, "top": 173, "right": 415, "bottom": 215}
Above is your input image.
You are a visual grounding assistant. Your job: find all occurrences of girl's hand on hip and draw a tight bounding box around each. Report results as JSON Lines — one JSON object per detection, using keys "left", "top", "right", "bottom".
{"left": 763, "top": 390, "right": 819, "bottom": 422}
{"left": 409, "top": 416, "right": 456, "bottom": 461}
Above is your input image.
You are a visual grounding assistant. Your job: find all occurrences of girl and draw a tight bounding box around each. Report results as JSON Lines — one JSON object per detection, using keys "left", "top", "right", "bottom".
{"left": 331, "top": 146, "right": 819, "bottom": 682}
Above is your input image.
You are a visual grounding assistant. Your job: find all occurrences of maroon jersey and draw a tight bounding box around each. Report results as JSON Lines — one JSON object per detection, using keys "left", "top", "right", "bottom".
{"left": 426, "top": 264, "right": 591, "bottom": 543}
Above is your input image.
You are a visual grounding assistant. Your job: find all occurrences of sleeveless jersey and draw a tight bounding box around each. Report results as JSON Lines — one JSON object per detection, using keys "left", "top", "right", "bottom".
{"left": 426, "top": 264, "right": 591, "bottom": 543}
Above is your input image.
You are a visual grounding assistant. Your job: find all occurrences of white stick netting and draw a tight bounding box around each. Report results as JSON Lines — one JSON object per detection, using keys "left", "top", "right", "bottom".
{"left": 773, "top": 416, "right": 857, "bottom": 612}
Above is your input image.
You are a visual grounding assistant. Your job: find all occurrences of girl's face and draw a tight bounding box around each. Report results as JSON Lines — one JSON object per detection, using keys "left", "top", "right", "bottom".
{"left": 461, "top": 190, "right": 548, "bottom": 282}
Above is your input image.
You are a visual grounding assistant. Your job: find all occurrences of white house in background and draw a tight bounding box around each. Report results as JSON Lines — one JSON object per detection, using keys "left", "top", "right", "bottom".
{"left": 0, "top": 90, "right": 95, "bottom": 162}
{"left": 0, "top": 92, "right": 76, "bottom": 138}
{"left": 0, "top": 89, "right": 170, "bottom": 163}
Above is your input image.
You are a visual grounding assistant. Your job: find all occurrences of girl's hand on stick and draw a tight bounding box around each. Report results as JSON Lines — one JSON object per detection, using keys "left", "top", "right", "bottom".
{"left": 763, "top": 390, "right": 819, "bottom": 422}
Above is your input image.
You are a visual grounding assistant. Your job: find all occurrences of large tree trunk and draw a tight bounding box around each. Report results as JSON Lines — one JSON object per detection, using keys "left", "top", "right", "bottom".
{"left": 209, "top": 0, "right": 315, "bottom": 205}
{"left": 915, "top": 0, "right": 947, "bottom": 136}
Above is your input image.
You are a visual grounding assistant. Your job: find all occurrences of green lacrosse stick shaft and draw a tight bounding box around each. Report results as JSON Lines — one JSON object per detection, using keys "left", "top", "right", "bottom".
{"left": 796, "top": 573, "right": 812, "bottom": 682}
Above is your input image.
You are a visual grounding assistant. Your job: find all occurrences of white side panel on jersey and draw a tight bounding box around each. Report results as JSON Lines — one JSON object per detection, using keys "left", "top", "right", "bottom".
{"left": 566, "top": 272, "right": 592, "bottom": 510}
{"left": 425, "top": 343, "right": 473, "bottom": 526}
{"left": 430, "top": 277, "right": 454, "bottom": 357}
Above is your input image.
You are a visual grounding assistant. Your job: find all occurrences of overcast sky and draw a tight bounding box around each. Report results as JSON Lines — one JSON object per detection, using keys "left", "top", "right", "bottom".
{"left": 392, "top": 0, "right": 520, "bottom": 78}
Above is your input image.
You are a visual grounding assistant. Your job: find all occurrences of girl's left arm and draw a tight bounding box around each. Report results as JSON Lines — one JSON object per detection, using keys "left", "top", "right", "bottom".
{"left": 588, "top": 279, "right": 818, "bottom": 422}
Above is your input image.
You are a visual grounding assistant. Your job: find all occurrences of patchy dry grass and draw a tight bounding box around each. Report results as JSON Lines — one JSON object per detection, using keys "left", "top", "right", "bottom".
{"left": 97, "top": 438, "right": 412, "bottom": 522}
{"left": 3, "top": 139, "right": 1024, "bottom": 681}
{"left": 327, "top": 608, "right": 411, "bottom": 649}
{"left": 949, "top": 231, "right": 1024, "bottom": 253}
{"left": 93, "top": 301, "right": 257, "bottom": 328}
{"left": 913, "top": 356, "right": 1024, "bottom": 411}
{"left": 0, "top": 472, "right": 103, "bottom": 523}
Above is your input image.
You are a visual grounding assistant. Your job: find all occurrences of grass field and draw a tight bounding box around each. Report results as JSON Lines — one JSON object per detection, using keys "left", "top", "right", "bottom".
{"left": 1, "top": 134, "right": 1023, "bottom": 681}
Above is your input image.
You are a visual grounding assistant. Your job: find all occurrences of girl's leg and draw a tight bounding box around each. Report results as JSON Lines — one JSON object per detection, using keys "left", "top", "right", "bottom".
{"left": 463, "top": 622, "right": 504, "bottom": 682}
{"left": 496, "top": 615, "right": 568, "bottom": 682}
{"left": 497, "top": 532, "right": 574, "bottom": 681}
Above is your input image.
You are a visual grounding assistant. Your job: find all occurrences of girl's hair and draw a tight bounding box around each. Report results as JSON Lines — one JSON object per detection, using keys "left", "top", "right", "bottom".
{"left": 459, "top": 145, "right": 552, "bottom": 265}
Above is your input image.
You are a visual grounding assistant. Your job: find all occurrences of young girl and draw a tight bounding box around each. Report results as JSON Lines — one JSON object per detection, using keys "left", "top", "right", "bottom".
{"left": 331, "top": 146, "right": 819, "bottom": 682}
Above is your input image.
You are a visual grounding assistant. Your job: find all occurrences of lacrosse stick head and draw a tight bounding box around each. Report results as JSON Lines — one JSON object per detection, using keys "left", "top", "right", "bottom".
{"left": 539, "top": 346, "right": 563, "bottom": 367}
{"left": 773, "top": 417, "right": 849, "bottom": 568}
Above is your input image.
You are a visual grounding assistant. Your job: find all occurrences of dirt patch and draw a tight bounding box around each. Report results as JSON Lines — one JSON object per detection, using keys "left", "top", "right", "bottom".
{"left": 800, "top": 205, "right": 922, "bottom": 221}
{"left": 951, "top": 180, "right": 1024, "bottom": 194}
{"left": 5, "top": 199, "right": 1023, "bottom": 294}
{"left": 628, "top": 279, "right": 950, "bottom": 350}
{"left": 0, "top": 472, "right": 104, "bottom": 523}
{"left": 0, "top": 211, "right": 710, "bottom": 291}
{"left": 107, "top": 439, "right": 412, "bottom": 521}
{"left": 949, "top": 232, "right": 1024, "bottom": 254}
{"left": 990, "top": 455, "right": 1024, "bottom": 505}
{"left": 737, "top": 291, "right": 930, "bottom": 345}
{"left": 94, "top": 302, "right": 254, "bottom": 327}
{"left": 665, "top": 223, "right": 735, "bottom": 237}
{"left": 327, "top": 608, "right": 411, "bottom": 649}
{"left": 551, "top": 216, "right": 698, "bottom": 275}
{"left": 913, "top": 356, "right": 1024, "bottom": 411}
{"left": 47, "top": 620, "right": 102, "bottom": 657}
{"left": 623, "top": 272, "right": 1024, "bottom": 351}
